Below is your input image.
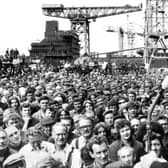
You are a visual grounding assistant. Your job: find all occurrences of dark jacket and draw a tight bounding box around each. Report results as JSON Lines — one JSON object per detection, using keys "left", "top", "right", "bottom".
{"left": 0, "top": 147, "right": 12, "bottom": 167}
{"left": 87, "top": 161, "right": 111, "bottom": 168}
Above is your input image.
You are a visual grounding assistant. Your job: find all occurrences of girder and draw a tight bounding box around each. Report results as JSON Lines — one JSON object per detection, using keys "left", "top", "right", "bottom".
{"left": 144, "top": 0, "right": 168, "bottom": 71}
{"left": 42, "top": 4, "right": 142, "bottom": 19}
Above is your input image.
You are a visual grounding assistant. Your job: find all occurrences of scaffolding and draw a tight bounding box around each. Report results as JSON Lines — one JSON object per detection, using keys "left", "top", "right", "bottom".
{"left": 144, "top": 0, "right": 168, "bottom": 70}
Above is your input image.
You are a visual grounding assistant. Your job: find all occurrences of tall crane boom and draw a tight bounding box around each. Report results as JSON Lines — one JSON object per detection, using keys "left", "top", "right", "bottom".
{"left": 42, "top": 4, "right": 142, "bottom": 56}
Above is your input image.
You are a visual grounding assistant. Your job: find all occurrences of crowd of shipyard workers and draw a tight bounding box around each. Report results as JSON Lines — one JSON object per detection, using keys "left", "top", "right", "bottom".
{"left": 1, "top": 62, "right": 168, "bottom": 168}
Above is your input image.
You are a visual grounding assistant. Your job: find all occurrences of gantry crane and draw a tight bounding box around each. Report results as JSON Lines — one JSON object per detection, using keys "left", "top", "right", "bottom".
{"left": 107, "top": 26, "right": 144, "bottom": 55}
{"left": 42, "top": 4, "right": 142, "bottom": 56}
{"left": 144, "top": 0, "right": 168, "bottom": 70}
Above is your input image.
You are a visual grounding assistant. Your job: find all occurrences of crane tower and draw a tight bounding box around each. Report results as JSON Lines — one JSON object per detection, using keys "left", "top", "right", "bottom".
{"left": 42, "top": 4, "right": 142, "bottom": 56}
{"left": 144, "top": 0, "right": 168, "bottom": 70}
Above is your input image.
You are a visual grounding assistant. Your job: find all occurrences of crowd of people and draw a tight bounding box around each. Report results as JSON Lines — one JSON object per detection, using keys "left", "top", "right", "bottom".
{"left": 0, "top": 59, "right": 168, "bottom": 168}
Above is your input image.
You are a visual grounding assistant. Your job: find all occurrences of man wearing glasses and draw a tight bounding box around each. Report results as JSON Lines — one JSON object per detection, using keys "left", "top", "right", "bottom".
{"left": 67, "top": 117, "right": 93, "bottom": 168}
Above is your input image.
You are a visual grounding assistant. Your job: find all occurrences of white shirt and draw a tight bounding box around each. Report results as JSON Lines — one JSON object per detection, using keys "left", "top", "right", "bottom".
{"left": 19, "top": 141, "right": 55, "bottom": 168}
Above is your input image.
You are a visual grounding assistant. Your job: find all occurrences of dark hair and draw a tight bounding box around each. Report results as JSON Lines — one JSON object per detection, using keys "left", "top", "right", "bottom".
{"left": 60, "top": 116, "right": 74, "bottom": 126}
{"left": 21, "top": 102, "right": 31, "bottom": 110}
{"left": 158, "top": 115, "right": 168, "bottom": 121}
{"left": 58, "top": 109, "right": 70, "bottom": 120}
{"left": 81, "top": 146, "right": 94, "bottom": 166}
{"left": 116, "top": 119, "right": 131, "bottom": 131}
{"left": 93, "top": 122, "right": 107, "bottom": 136}
{"left": 150, "top": 133, "right": 163, "bottom": 147}
{"left": 8, "top": 96, "right": 20, "bottom": 108}
{"left": 88, "top": 135, "right": 108, "bottom": 153}
{"left": 25, "top": 87, "right": 35, "bottom": 96}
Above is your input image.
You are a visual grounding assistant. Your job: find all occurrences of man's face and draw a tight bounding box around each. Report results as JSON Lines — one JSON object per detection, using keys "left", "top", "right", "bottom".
{"left": 128, "top": 93, "right": 135, "bottom": 102}
{"left": 151, "top": 139, "right": 162, "bottom": 157}
{"left": 164, "top": 92, "right": 168, "bottom": 100}
{"left": 53, "top": 126, "right": 67, "bottom": 146}
{"left": 85, "top": 103, "right": 93, "bottom": 112}
{"left": 61, "top": 119, "right": 72, "bottom": 133}
{"left": 6, "top": 127, "right": 21, "bottom": 145}
{"left": 40, "top": 99, "right": 49, "bottom": 110}
{"left": 131, "top": 119, "right": 140, "bottom": 133}
{"left": 21, "top": 107, "right": 31, "bottom": 118}
{"left": 26, "top": 93, "right": 34, "bottom": 102}
{"left": 68, "top": 96, "right": 73, "bottom": 104}
{"left": 104, "top": 113, "right": 113, "bottom": 126}
{"left": 152, "top": 106, "right": 160, "bottom": 121}
{"left": 91, "top": 142, "right": 109, "bottom": 167}
{"left": 45, "top": 108, "right": 55, "bottom": 118}
{"left": 7, "top": 118, "right": 21, "bottom": 129}
{"left": 109, "top": 106, "right": 118, "bottom": 115}
{"left": 73, "top": 101, "right": 81, "bottom": 111}
{"left": 90, "top": 95, "right": 96, "bottom": 103}
{"left": 119, "top": 126, "right": 131, "bottom": 141}
{"left": 0, "top": 131, "right": 8, "bottom": 150}
{"left": 128, "top": 107, "right": 138, "bottom": 119}
{"left": 118, "top": 148, "right": 134, "bottom": 166}
{"left": 97, "top": 127, "right": 106, "bottom": 138}
{"left": 79, "top": 119, "right": 92, "bottom": 138}
{"left": 158, "top": 119, "right": 168, "bottom": 133}
{"left": 141, "top": 106, "right": 149, "bottom": 115}
{"left": 47, "top": 89, "right": 54, "bottom": 98}
{"left": 10, "top": 99, "right": 19, "bottom": 109}
{"left": 139, "top": 89, "right": 144, "bottom": 96}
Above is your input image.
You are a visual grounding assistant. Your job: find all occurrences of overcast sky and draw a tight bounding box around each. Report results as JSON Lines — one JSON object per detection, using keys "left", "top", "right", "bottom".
{"left": 0, "top": 0, "right": 144, "bottom": 55}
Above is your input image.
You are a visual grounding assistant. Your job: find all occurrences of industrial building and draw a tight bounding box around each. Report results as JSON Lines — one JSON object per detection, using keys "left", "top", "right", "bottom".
{"left": 29, "top": 21, "right": 80, "bottom": 65}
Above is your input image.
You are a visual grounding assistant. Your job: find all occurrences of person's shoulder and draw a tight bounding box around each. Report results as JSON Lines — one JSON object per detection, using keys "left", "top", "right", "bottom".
{"left": 109, "top": 140, "right": 121, "bottom": 148}
{"left": 134, "top": 138, "right": 144, "bottom": 148}
{"left": 105, "top": 161, "right": 132, "bottom": 168}
{"left": 32, "top": 110, "right": 40, "bottom": 118}
{"left": 70, "top": 137, "right": 80, "bottom": 147}
{"left": 19, "top": 143, "right": 32, "bottom": 154}
{"left": 86, "top": 162, "right": 97, "bottom": 168}
{"left": 86, "top": 163, "right": 94, "bottom": 168}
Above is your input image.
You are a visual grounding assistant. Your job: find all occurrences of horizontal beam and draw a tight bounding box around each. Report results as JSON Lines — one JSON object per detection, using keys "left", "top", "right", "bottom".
{"left": 42, "top": 4, "right": 142, "bottom": 19}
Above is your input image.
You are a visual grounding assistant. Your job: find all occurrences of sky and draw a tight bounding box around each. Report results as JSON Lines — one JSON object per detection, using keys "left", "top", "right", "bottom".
{"left": 0, "top": 0, "right": 145, "bottom": 56}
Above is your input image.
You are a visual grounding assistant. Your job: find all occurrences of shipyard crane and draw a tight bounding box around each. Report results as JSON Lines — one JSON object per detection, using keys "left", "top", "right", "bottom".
{"left": 42, "top": 4, "right": 142, "bottom": 56}
{"left": 106, "top": 26, "right": 144, "bottom": 55}
{"left": 144, "top": 0, "right": 168, "bottom": 71}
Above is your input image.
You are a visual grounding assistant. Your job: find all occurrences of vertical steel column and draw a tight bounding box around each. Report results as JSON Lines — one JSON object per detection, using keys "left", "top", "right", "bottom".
{"left": 71, "top": 19, "right": 90, "bottom": 56}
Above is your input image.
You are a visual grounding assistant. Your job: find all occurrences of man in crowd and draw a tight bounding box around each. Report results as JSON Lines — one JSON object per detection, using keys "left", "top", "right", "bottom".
{"left": 5, "top": 126, "right": 25, "bottom": 153}
{"left": 87, "top": 135, "right": 110, "bottom": 168}
{"left": 52, "top": 123, "right": 70, "bottom": 165}
{"left": 32, "top": 96, "right": 50, "bottom": 122}
{"left": 68, "top": 117, "right": 93, "bottom": 168}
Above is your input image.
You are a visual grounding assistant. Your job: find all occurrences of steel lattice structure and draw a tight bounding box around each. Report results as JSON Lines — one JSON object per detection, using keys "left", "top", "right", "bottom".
{"left": 144, "top": 0, "right": 168, "bottom": 70}
{"left": 42, "top": 4, "right": 142, "bottom": 56}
